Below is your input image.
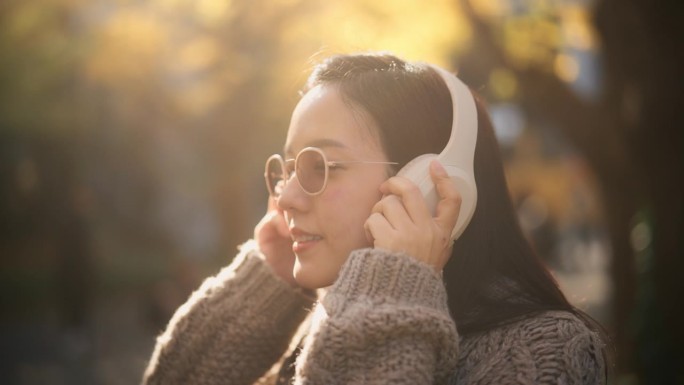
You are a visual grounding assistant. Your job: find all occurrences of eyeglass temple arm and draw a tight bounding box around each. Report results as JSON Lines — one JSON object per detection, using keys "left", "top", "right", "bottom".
{"left": 330, "top": 160, "right": 399, "bottom": 166}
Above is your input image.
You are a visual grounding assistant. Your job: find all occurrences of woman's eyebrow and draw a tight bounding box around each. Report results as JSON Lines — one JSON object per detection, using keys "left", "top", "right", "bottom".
{"left": 284, "top": 138, "right": 348, "bottom": 156}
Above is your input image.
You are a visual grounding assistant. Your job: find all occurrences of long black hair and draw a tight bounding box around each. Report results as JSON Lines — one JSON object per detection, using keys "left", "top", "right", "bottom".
{"left": 305, "top": 52, "right": 609, "bottom": 344}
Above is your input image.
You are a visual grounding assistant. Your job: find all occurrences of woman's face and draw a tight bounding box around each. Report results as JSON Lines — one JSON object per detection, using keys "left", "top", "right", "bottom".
{"left": 278, "top": 84, "right": 390, "bottom": 289}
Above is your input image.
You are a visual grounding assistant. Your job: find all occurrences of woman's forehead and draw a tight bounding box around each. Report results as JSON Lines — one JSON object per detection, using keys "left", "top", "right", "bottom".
{"left": 284, "top": 84, "right": 384, "bottom": 157}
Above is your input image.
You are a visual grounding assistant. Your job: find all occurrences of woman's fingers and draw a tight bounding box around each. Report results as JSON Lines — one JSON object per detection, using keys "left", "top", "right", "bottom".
{"left": 429, "top": 160, "right": 462, "bottom": 239}
{"left": 255, "top": 198, "right": 298, "bottom": 287}
{"left": 273, "top": 211, "right": 291, "bottom": 239}
{"left": 371, "top": 194, "right": 412, "bottom": 231}
{"left": 379, "top": 161, "right": 461, "bottom": 235}
{"left": 378, "top": 176, "right": 432, "bottom": 227}
{"left": 266, "top": 196, "right": 291, "bottom": 238}
{"left": 369, "top": 161, "right": 461, "bottom": 270}
{"left": 364, "top": 212, "right": 395, "bottom": 246}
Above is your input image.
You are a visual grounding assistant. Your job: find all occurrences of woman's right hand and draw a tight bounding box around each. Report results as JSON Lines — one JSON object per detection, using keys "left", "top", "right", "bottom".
{"left": 254, "top": 197, "right": 298, "bottom": 287}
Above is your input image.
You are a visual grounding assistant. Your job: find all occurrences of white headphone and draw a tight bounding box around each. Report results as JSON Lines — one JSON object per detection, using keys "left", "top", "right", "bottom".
{"left": 395, "top": 64, "right": 478, "bottom": 241}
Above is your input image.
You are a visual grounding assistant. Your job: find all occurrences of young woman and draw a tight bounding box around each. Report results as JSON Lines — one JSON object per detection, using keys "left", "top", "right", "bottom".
{"left": 142, "top": 53, "right": 607, "bottom": 384}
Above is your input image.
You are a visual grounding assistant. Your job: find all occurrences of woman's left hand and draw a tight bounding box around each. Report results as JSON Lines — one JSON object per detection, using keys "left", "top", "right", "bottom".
{"left": 364, "top": 160, "right": 462, "bottom": 271}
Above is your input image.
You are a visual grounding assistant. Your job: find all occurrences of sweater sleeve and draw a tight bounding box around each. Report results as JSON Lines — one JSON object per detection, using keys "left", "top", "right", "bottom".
{"left": 142, "top": 240, "right": 315, "bottom": 385}
{"left": 450, "top": 311, "right": 606, "bottom": 385}
{"left": 294, "top": 248, "right": 460, "bottom": 385}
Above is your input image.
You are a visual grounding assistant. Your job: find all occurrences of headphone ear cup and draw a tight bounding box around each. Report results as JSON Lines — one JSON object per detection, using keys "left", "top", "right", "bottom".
{"left": 396, "top": 154, "right": 440, "bottom": 216}
{"left": 396, "top": 154, "right": 437, "bottom": 182}
{"left": 396, "top": 155, "right": 478, "bottom": 242}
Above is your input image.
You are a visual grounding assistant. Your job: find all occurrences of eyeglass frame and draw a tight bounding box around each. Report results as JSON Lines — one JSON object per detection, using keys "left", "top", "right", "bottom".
{"left": 264, "top": 146, "right": 398, "bottom": 197}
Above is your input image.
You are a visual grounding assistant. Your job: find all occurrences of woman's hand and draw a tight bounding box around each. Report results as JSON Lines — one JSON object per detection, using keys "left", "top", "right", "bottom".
{"left": 364, "top": 160, "right": 462, "bottom": 271}
{"left": 254, "top": 197, "right": 298, "bottom": 287}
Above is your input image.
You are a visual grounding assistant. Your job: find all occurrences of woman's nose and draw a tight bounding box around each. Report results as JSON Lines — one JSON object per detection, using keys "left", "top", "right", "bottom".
{"left": 276, "top": 173, "right": 309, "bottom": 211}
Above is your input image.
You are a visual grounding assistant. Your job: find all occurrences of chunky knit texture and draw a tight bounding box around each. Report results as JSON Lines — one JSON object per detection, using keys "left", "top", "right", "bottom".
{"left": 450, "top": 311, "right": 605, "bottom": 385}
{"left": 142, "top": 241, "right": 605, "bottom": 385}
{"left": 294, "top": 248, "right": 459, "bottom": 384}
{"left": 143, "top": 241, "right": 314, "bottom": 385}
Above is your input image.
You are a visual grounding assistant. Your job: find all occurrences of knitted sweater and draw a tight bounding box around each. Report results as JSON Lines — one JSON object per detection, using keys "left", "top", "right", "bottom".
{"left": 142, "top": 241, "right": 605, "bottom": 385}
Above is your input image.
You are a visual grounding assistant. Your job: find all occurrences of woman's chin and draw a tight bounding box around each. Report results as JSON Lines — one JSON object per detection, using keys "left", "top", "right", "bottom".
{"left": 293, "top": 261, "right": 334, "bottom": 290}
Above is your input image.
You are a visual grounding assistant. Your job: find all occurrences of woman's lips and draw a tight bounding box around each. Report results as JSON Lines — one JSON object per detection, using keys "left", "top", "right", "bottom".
{"left": 290, "top": 228, "right": 322, "bottom": 253}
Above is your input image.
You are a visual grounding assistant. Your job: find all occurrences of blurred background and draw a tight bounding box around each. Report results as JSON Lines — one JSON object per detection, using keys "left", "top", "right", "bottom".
{"left": 0, "top": 0, "right": 681, "bottom": 384}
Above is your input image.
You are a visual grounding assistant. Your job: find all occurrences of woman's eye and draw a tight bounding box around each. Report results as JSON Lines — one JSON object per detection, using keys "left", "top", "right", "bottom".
{"left": 312, "top": 161, "right": 326, "bottom": 173}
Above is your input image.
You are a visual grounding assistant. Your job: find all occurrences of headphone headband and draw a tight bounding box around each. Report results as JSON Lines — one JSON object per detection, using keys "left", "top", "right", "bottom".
{"left": 425, "top": 64, "right": 478, "bottom": 240}
{"left": 427, "top": 64, "right": 478, "bottom": 175}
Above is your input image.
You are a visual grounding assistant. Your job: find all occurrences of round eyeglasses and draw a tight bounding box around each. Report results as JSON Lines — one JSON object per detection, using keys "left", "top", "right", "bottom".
{"left": 264, "top": 147, "right": 398, "bottom": 197}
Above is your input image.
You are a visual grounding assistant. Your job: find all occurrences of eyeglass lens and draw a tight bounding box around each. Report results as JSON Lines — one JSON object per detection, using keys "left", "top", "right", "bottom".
{"left": 266, "top": 149, "right": 328, "bottom": 197}
{"left": 296, "top": 149, "right": 326, "bottom": 195}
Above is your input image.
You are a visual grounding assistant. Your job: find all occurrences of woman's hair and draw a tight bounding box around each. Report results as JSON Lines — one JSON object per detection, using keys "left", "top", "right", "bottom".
{"left": 304, "top": 52, "right": 608, "bottom": 341}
